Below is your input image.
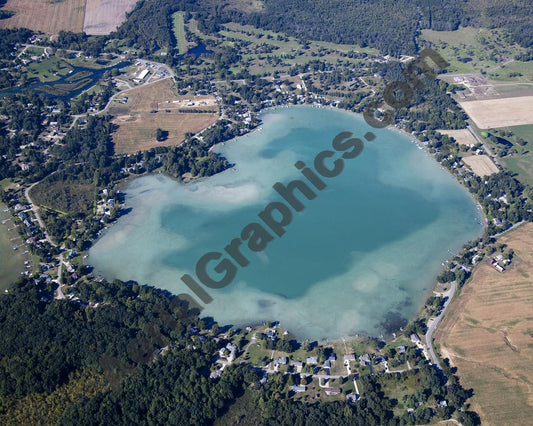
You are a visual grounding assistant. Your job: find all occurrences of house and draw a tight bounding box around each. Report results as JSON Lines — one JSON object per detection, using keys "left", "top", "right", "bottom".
{"left": 359, "top": 354, "right": 371, "bottom": 366}
{"left": 410, "top": 333, "right": 421, "bottom": 344}
{"left": 398, "top": 346, "right": 406, "bottom": 354}
{"left": 274, "top": 356, "right": 288, "bottom": 366}
{"left": 210, "top": 370, "right": 222, "bottom": 379}
{"left": 226, "top": 342, "right": 237, "bottom": 361}
{"left": 291, "top": 385, "right": 306, "bottom": 393}
{"left": 346, "top": 393, "right": 359, "bottom": 403}
{"left": 219, "top": 342, "right": 237, "bottom": 361}
{"left": 306, "top": 356, "right": 318, "bottom": 364}
{"left": 343, "top": 354, "right": 356, "bottom": 365}
{"left": 324, "top": 387, "right": 342, "bottom": 395}
{"left": 328, "top": 353, "right": 337, "bottom": 362}
{"left": 265, "top": 329, "right": 277, "bottom": 341}
{"left": 323, "top": 360, "right": 331, "bottom": 368}
{"left": 290, "top": 361, "right": 303, "bottom": 371}
{"left": 488, "top": 258, "right": 505, "bottom": 272}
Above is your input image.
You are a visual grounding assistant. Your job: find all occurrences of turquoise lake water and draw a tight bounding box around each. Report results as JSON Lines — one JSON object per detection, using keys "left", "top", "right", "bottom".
{"left": 89, "top": 106, "right": 484, "bottom": 340}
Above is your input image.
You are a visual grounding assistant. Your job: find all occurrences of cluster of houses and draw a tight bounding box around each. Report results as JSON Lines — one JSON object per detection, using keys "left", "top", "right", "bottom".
{"left": 14, "top": 206, "right": 38, "bottom": 244}
{"left": 488, "top": 255, "right": 507, "bottom": 272}
{"left": 95, "top": 188, "right": 118, "bottom": 219}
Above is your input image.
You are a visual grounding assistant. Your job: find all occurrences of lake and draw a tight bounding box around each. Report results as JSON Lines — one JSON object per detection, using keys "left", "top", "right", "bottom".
{"left": 89, "top": 106, "right": 484, "bottom": 340}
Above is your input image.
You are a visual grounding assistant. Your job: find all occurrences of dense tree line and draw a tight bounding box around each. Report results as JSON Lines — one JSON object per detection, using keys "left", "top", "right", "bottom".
{"left": 113, "top": 0, "right": 222, "bottom": 57}
{"left": 0, "top": 278, "right": 198, "bottom": 399}
{"left": 52, "top": 31, "right": 107, "bottom": 57}
{"left": 0, "top": 28, "right": 33, "bottom": 61}
{"left": 0, "top": 277, "right": 480, "bottom": 425}
{"left": 102, "top": 0, "right": 533, "bottom": 61}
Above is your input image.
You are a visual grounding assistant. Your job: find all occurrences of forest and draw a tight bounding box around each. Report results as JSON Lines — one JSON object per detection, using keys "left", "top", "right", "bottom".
{"left": 0, "top": 278, "right": 480, "bottom": 425}
{"left": 111, "top": 0, "right": 533, "bottom": 59}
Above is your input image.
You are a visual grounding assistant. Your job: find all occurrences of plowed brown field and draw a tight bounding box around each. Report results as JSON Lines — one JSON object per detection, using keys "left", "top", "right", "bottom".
{"left": 435, "top": 223, "right": 533, "bottom": 425}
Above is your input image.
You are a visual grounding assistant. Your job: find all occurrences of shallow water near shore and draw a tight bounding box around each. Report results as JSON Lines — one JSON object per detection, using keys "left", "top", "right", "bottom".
{"left": 0, "top": 203, "right": 26, "bottom": 291}
{"left": 89, "top": 106, "right": 484, "bottom": 340}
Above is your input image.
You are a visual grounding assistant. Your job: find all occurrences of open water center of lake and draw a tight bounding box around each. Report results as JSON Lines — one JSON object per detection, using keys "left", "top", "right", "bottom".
{"left": 89, "top": 106, "right": 484, "bottom": 340}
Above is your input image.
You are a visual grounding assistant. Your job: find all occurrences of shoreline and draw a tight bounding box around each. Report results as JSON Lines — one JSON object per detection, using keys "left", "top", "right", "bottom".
{"left": 0, "top": 201, "right": 32, "bottom": 292}
{"left": 86, "top": 105, "right": 488, "bottom": 344}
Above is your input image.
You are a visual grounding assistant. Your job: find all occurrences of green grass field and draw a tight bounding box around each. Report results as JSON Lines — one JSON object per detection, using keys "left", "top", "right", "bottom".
{"left": 172, "top": 11, "right": 188, "bottom": 55}
{"left": 497, "top": 124, "right": 533, "bottom": 185}
{"left": 421, "top": 27, "right": 529, "bottom": 75}
{"left": 217, "top": 22, "right": 377, "bottom": 76}
{"left": 422, "top": 27, "right": 482, "bottom": 46}
{"left": 488, "top": 61, "right": 533, "bottom": 80}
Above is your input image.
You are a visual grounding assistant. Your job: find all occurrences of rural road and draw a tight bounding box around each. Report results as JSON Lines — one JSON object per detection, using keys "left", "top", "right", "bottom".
{"left": 24, "top": 176, "right": 65, "bottom": 299}
{"left": 467, "top": 125, "right": 500, "bottom": 166}
{"left": 425, "top": 281, "right": 456, "bottom": 368}
{"left": 24, "top": 180, "right": 55, "bottom": 247}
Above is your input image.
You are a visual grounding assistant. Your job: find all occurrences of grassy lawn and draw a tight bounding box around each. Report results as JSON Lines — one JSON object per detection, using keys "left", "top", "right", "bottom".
{"left": 172, "top": 11, "right": 188, "bottom": 55}
{"left": 379, "top": 373, "right": 421, "bottom": 417}
{"left": 245, "top": 343, "right": 270, "bottom": 366}
{"left": 0, "top": 178, "right": 13, "bottom": 190}
{"left": 24, "top": 46, "right": 46, "bottom": 56}
{"left": 26, "top": 57, "right": 71, "bottom": 82}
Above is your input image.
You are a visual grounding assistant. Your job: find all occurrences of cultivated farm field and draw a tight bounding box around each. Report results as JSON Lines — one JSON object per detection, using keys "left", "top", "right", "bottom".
{"left": 110, "top": 79, "right": 219, "bottom": 153}
{"left": 459, "top": 96, "right": 533, "bottom": 129}
{"left": 435, "top": 223, "right": 533, "bottom": 425}
{"left": 0, "top": 0, "right": 85, "bottom": 34}
{"left": 83, "top": 0, "right": 137, "bottom": 35}
{"left": 438, "top": 129, "right": 478, "bottom": 146}
{"left": 462, "top": 155, "right": 499, "bottom": 176}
